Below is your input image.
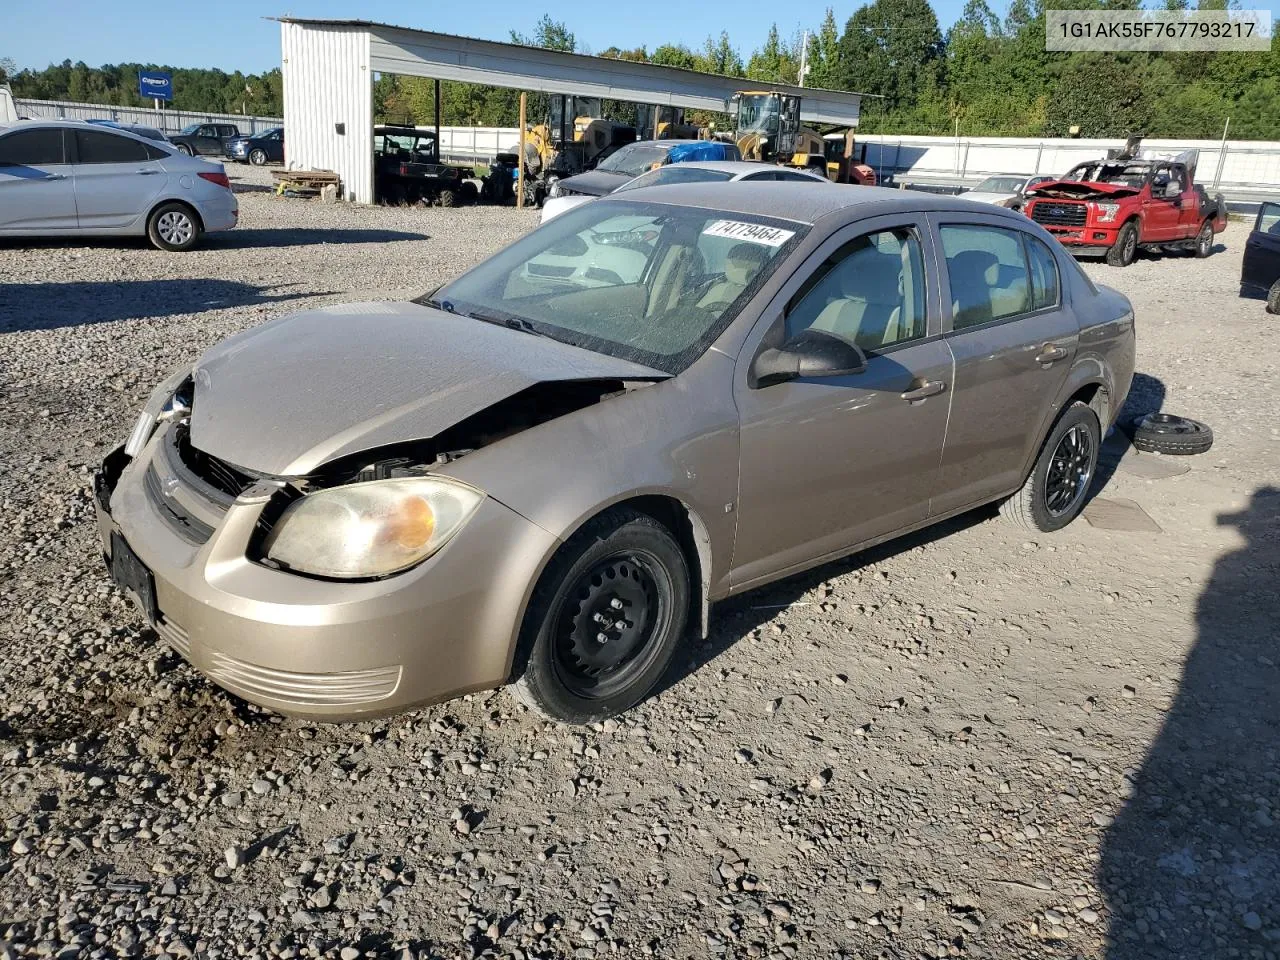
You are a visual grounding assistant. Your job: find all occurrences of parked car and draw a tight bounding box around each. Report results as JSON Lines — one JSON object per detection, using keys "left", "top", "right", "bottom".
{"left": 1241, "top": 200, "right": 1280, "bottom": 313}
{"left": 546, "top": 139, "right": 743, "bottom": 206}
{"left": 226, "top": 127, "right": 284, "bottom": 165}
{"left": 374, "top": 125, "right": 476, "bottom": 206}
{"left": 541, "top": 159, "right": 827, "bottom": 222}
{"left": 962, "top": 173, "right": 1054, "bottom": 210}
{"left": 1023, "top": 144, "right": 1227, "bottom": 266}
{"left": 95, "top": 183, "right": 1133, "bottom": 723}
{"left": 84, "top": 119, "right": 171, "bottom": 143}
{"left": 0, "top": 120, "right": 237, "bottom": 250}
{"left": 170, "top": 122, "right": 242, "bottom": 157}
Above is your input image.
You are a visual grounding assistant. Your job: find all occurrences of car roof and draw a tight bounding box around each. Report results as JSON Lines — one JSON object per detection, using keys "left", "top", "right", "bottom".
{"left": 0, "top": 118, "right": 179, "bottom": 150}
{"left": 645, "top": 160, "right": 821, "bottom": 178}
{"left": 611, "top": 180, "right": 1034, "bottom": 226}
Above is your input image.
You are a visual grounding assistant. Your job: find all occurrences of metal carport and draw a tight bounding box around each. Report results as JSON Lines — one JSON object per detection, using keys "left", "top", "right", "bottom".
{"left": 277, "top": 18, "right": 866, "bottom": 203}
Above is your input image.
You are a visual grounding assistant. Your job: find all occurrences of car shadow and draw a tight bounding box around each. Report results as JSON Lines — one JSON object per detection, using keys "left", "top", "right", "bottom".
{"left": 653, "top": 507, "right": 997, "bottom": 701}
{"left": 1093, "top": 372, "right": 1168, "bottom": 494}
{"left": 1100, "top": 486, "right": 1280, "bottom": 957}
{"left": 0, "top": 280, "right": 331, "bottom": 332}
{"left": 229, "top": 181, "right": 277, "bottom": 195}
{"left": 205, "top": 228, "right": 428, "bottom": 249}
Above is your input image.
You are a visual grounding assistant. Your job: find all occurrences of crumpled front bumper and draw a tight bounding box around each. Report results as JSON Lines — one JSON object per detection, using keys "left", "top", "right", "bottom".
{"left": 93, "top": 428, "right": 558, "bottom": 720}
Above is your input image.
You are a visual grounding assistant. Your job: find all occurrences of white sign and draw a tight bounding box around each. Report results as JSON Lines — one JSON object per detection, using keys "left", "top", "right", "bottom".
{"left": 702, "top": 220, "right": 796, "bottom": 247}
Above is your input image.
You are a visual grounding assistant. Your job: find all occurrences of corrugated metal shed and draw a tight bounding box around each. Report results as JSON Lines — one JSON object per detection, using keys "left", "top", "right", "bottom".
{"left": 278, "top": 17, "right": 867, "bottom": 204}
{"left": 281, "top": 22, "right": 373, "bottom": 202}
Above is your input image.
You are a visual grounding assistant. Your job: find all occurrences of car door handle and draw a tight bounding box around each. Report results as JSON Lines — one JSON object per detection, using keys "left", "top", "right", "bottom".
{"left": 136, "top": 169, "right": 161, "bottom": 175}
{"left": 1035, "top": 344, "right": 1068, "bottom": 364}
{"left": 901, "top": 380, "right": 947, "bottom": 402}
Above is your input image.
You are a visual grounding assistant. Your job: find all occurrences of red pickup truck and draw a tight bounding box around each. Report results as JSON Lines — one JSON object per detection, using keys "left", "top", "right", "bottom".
{"left": 1023, "top": 151, "right": 1227, "bottom": 267}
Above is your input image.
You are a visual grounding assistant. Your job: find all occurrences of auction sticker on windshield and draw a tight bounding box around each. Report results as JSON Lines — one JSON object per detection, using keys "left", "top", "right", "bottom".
{"left": 703, "top": 221, "right": 796, "bottom": 247}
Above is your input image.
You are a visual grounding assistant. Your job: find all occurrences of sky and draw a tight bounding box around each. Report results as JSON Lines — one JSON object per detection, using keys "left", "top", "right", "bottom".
{"left": 3, "top": 0, "right": 982, "bottom": 75}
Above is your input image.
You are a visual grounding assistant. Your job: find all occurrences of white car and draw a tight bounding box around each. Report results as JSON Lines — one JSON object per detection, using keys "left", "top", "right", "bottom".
{"left": 961, "top": 174, "right": 1054, "bottom": 210}
{"left": 541, "top": 160, "right": 827, "bottom": 223}
{"left": 0, "top": 120, "right": 238, "bottom": 250}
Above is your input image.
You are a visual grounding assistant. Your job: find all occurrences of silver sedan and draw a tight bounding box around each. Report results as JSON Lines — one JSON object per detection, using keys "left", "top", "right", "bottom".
{"left": 0, "top": 120, "right": 238, "bottom": 250}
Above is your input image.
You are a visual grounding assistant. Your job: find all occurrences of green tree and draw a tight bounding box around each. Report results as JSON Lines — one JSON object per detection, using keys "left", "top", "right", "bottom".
{"left": 807, "top": 9, "right": 843, "bottom": 88}
{"left": 510, "top": 14, "right": 575, "bottom": 52}
{"left": 696, "top": 32, "right": 744, "bottom": 76}
{"left": 747, "top": 24, "right": 800, "bottom": 84}
{"left": 836, "top": 0, "right": 945, "bottom": 108}
{"left": 650, "top": 44, "right": 699, "bottom": 70}
{"left": 1044, "top": 55, "right": 1152, "bottom": 136}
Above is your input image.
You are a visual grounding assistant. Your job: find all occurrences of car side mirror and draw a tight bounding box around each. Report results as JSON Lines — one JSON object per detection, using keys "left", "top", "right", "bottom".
{"left": 751, "top": 328, "right": 868, "bottom": 387}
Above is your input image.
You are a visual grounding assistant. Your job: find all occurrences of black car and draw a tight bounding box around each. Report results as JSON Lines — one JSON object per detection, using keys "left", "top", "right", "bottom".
{"left": 1241, "top": 201, "right": 1280, "bottom": 314}
{"left": 226, "top": 127, "right": 284, "bottom": 165}
{"left": 170, "top": 122, "right": 242, "bottom": 157}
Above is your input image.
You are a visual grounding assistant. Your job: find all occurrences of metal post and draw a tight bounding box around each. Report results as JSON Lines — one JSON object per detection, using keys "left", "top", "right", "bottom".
{"left": 798, "top": 30, "right": 809, "bottom": 88}
{"left": 434, "top": 79, "right": 441, "bottom": 146}
{"left": 1213, "top": 117, "right": 1230, "bottom": 189}
{"left": 517, "top": 93, "right": 527, "bottom": 209}
{"left": 1034, "top": 141, "right": 1044, "bottom": 175}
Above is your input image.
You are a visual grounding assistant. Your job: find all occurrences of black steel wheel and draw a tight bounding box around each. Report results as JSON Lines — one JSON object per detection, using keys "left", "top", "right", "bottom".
{"left": 512, "top": 508, "right": 689, "bottom": 723}
{"left": 1001, "top": 401, "right": 1100, "bottom": 532}
{"left": 1130, "top": 413, "right": 1213, "bottom": 455}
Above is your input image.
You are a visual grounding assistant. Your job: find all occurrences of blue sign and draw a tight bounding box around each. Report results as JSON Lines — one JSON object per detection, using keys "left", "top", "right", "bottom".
{"left": 138, "top": 71, "right": 173, "bottom": 102}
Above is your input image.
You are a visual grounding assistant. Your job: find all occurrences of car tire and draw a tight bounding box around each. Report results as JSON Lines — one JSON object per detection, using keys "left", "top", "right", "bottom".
{"left": 175, "top": 144, "right": 193, "bottom": 156}
{"left": 1000, "top": 401, "right": 1101, "bottom": 533}
{"left": 437, "top": 187, "right": 458, "bottom": 208}
{"left": 249, "top": 148, "right": 268, "bottom": 166}
{"left": 1193, "top": 219, "right": 1214, "bottom": 258}
{"left": 511, "top": 508, "right": 690, "bottom": 724}
{"left": 1105, "top": 221, "right": 1139, "bottom": 267}
{"left": 1268, "top": 280, "right": 1280, "bottom": 315}
{"left": 1130, "top": 413, "right": 1213, "bottom": 456}
{"left": 460, "top": 181, "right": 479, "bottom": 205}
{"left": 381, "top": 184, "right": 406, "bottom": 206}
{"left": 146, "top": 202, "right": 201, "bottom": 252}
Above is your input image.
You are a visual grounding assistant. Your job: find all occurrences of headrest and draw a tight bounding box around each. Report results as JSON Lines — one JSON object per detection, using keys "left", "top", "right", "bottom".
{"left": 724, "top": 243, "right": 769, "bottom": 285}
{"left": 951, "top": 249, "right": 999, "bottom": 286}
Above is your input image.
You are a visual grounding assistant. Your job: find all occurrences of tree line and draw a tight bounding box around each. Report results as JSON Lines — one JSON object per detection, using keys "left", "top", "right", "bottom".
{"left": 6, "top": 0, "right": 1280, "bottom": 140}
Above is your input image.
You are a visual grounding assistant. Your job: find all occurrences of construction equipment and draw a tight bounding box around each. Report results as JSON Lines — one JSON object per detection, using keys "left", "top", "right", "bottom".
{"left": 492, "top": 94, "right": 638, "bottom": 206}
{"left": 635, "top": 104, "right": 705, "bottom": 141}
{"left": 732, "top": 91, "right": 875, "bottom": 186}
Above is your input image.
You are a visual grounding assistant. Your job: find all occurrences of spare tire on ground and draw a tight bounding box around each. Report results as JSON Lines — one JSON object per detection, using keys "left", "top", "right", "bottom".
{"left": 1130, "top": 413, "right": 1214, "bottom": 455}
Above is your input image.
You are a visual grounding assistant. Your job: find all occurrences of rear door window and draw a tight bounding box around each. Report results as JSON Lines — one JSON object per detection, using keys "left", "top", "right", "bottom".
{"left": 0, "top": 128, "right": 67, "bottom": 166}
{"left": 1256, "top": 202, "right": 1280, "bottom": 236}
{"left": 1025, "top": 235, "right": 1061, "bottom": 309}
{"left": 75, "top": 130, "right": 150, "bottom": 164}
{"left": 939, "top": 224, "right": 1034, "bottom": 329}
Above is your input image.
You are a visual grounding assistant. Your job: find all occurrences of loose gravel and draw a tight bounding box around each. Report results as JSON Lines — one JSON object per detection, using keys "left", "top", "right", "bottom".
{"left": 1, "top": 163, "right": 1277, "bottom": 959}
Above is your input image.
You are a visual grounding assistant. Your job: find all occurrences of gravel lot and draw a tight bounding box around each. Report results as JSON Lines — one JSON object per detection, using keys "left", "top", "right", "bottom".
{"left": 1, "top": 164, "right": 1277, "bottom": 960}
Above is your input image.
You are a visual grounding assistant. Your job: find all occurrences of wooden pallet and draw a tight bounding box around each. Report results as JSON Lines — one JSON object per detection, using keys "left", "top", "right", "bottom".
{"left": 271, "top": 169, "right": 342, "bottom": 196}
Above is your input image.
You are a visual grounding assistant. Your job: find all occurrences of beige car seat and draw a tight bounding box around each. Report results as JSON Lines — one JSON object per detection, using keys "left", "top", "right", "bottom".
{"left": 697, "top": 243, "right": 770, "bottom": 308}
{"left": 809, "top": 247, "right": 903, "bottom": 349}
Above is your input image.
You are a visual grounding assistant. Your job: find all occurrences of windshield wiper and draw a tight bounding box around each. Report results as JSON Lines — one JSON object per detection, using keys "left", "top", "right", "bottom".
{"left": 462, "top": 306, "right": 547, "bottom": 338}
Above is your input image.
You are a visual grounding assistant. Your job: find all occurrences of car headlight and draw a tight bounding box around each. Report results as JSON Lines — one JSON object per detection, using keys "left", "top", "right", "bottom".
{"left": 124, "top": 367, "right": 194, "bottom": 458}
{"left": 263, "top": 477, "right": 484, "bottom": 579}
{"left": 548, "top": 178, "right": 564, "bottom": 198}
{"left": 1095, "top": 202, "right": 1121, "bottom": 223}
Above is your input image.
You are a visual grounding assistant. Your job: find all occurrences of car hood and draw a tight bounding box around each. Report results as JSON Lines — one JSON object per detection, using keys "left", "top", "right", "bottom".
{"left": 188, "top": 301, "right": 668, "bottom": 476}
{"left": 1025, "top": 180, "right": 1140, "bottom": 200}
{"left": 962, "top": 190, "right": 1015, "bottom": 205}
{"left": 559, "top": 170, "right": 631, "bottom": 197}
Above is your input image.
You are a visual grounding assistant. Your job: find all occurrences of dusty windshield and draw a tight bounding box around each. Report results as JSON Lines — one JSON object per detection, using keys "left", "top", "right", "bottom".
{"left": 597, "top": 144, "right": 672, "bottom": 177}
{"left": 738, "top": 95, "right": 780, "bottom": 135}
{"left": 429, "top": 200, "right": 805, "bottom": 373}
{"left": 974, "top": 176, "right": 1025, "bottom": 193}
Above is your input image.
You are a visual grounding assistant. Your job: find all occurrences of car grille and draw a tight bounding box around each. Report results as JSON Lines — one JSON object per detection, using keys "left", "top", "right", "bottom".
{"left": 175, "top": 428, "right": 256, "bottom": 498}
{"left": 203, "top": 650, "right": 402, "bottom": 706}
{"left": 144, "top": 425, "right": 243, "bottom": 545}
{"left": 1029, "top": 200, "right": 1088, "bottom": 227}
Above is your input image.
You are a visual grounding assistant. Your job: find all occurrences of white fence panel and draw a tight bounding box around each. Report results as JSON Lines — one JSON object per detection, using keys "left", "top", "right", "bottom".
{"left": 13, "top": 97, "right": 282, "bottom": 135}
